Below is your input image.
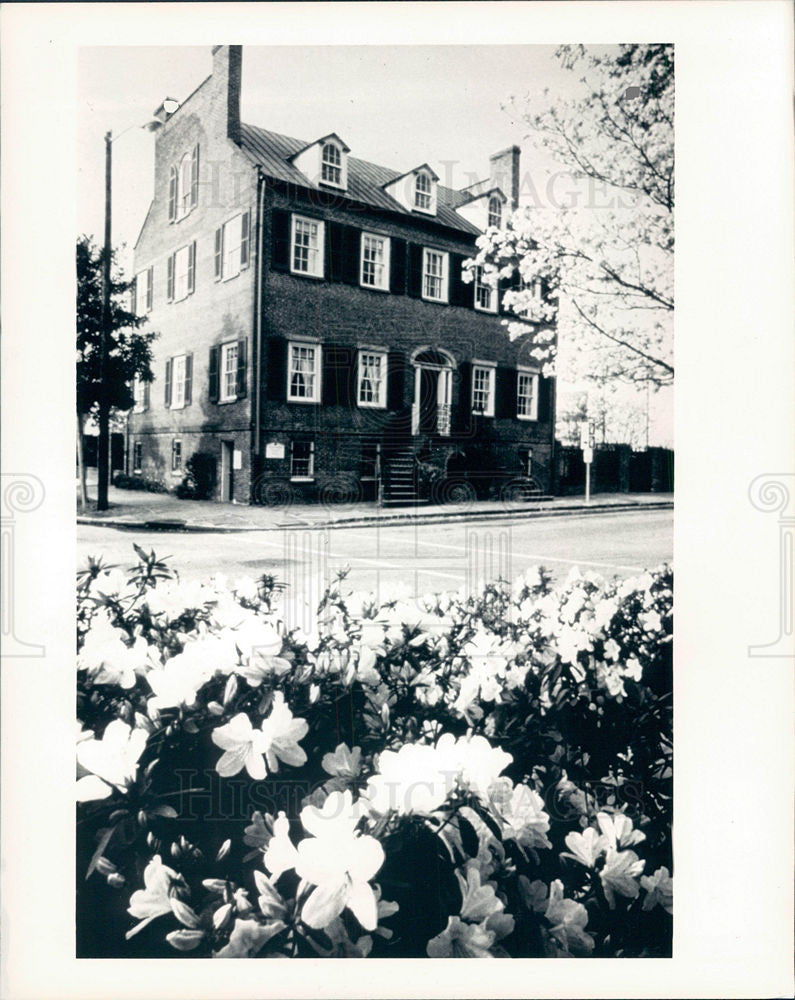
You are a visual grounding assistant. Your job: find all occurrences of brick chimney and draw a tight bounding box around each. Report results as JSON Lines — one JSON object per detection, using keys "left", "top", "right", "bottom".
{"left": 212, "top": 45, "right": 242, "bottom": 142}
{"left": 489, "top": 145, "right": 520, "bottom": 210}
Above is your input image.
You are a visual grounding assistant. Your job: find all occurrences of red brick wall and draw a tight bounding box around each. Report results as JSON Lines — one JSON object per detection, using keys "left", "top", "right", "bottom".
{"left": 129, "top": 48, "right": 258, "bottom": 503}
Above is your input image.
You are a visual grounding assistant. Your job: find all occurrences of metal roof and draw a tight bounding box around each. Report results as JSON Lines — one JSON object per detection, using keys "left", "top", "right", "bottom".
{"left": 237, "top": 123, "right": 481, "bottom": 237}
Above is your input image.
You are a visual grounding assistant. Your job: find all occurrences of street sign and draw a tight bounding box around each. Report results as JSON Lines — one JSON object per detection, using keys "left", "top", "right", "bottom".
{"left": 579, "top": 423, "right": 590, "bottom": 449}
{"left": 583, "top": 446, "right": 594, "bottom": 464}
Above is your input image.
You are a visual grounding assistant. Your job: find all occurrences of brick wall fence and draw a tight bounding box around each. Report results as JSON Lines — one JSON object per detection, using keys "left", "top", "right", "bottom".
{"left": 554, "top": 444, "right": 674, "bottom": 495}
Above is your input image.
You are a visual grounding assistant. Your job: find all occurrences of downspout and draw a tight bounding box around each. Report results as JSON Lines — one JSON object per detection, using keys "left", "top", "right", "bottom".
{"left": 253, "top": 168, "right": 265, "bottom": 463}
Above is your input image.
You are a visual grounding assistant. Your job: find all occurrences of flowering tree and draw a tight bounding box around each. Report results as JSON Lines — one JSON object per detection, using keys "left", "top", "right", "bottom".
{"left": 76, "top": 549, "right": 672, "bottom": 959}
{"left": 468, "top": 44, "right": 673, "bottom": 389}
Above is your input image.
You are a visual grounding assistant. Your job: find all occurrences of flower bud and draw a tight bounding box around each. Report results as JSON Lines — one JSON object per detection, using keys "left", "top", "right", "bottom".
{"left": 183, "top": 718, "right": 199, "bottom": 734}
{"left": 309, "top": 683, "right": 320, "bottom": 704}
{"left": 138, "top": 810, "right": 149, "bottom": 828}
{"left": 215, "top": 839, "right": 231, "bottom": 862}
{"left": 207, "top": 701, "right": 224, "bottom": 716}
{"left": 95, "top": 856, "right": 117, "bottom": 876}
{"left": 107, "top": 872, "right": 126, "bottom": 889}
{"left": 212, "top": 902, "right": 233, "bottom": 931}
{"left": 147, "top": 701, "right": 161, "bottom": 726}
{"left": 146, "top": 831, "right": 156, "bottom": 849}
{"left": 171, "top": 898, "right": 201, "bottom": 929}
{"left": 223, "top": 675, "right": 239, "bottom": 706}
{"left": 170, "top": 842, "right": 181, "bottom": 859}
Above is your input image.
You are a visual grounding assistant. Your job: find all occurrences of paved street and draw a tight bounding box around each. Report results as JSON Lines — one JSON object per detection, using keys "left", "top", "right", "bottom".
{"left": 78, "top": 508, "right": 672, "bottom": 603}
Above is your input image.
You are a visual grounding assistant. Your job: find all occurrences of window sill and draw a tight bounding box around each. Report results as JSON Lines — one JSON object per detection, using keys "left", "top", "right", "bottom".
{"left": 288, "top": 268, "right": 325, "bottom": 281}
{"left": 357, "top": 400, "right": 386, "bottom": 410}
{"left": 421, "top": 295, "right": 449, "bottom": 306}
{"left": 287, "top": 397, "right": 320, "bottom": 405}
{"left": 517, "top": 414, "right": 538, "bottom": 422}
{"left": 474, "top": 304, "right": 499, "bottom": 315}
{"left": 359, "top": 281, "right": 390, "bottom": 294}
{"left": 290, "top": 477, "right": 315, "bottom": 483}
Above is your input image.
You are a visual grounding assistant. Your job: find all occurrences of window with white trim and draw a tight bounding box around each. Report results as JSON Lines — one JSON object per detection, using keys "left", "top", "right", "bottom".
{"left": 518, "top": 278, "right": 543, "bottom": 319}
{"left": 134, "top": 268, "right": 153, "bottom": 316}
{"left": 171, "top": 354, "right": 187, "bottom": 409}
{"left": 414, "top": 171, "right": 433, "bottom": 211}
{"left": 321, "top": 142, "right": 342, "bottom": 186}
{"left": 132, "top": 378, "right": 146, "bottom": 412}
{"left": 290, "top": 440, "right": 314, "bottom": 479}
{"left": 222, "top": 213, "right": 243, "bottom": 280}
{"left": 517, "top": 369, "right": 539, "bottom": 420}
{"left": 360, "top": 233, "right": 390, "bottom": 291}
{"left": 177, "top": 154, "right": 192, "bottom": 220}
{"left": 132, "top": 442, "right": 142, "bottom": 473}
{"left": 488, "top": 196, "right": 503, "bottom": 229}
{"left": 220, "top": 341, "right": 239, "bottom": 403}
{"left": 287, "top": 342, "right": 321, "bottom": 403}
{"left": 474, "top": 267, "right": 497, "bottom": 313}
{"left": 422, "top": 248, "right": 449, "bottom": 302}
{"left": 357, "top": 350, "right": 387, "bottom": 408}
{"left": 471, "top": 364, "right": 495, "bottom": 417}
{"left": 291, "top": 215, "right": 325, "bottom": 278}
{"left": 174, "top": 245, "right": 192, "bottom": 302}
{"left": 171, "top": 439, "right": 183, "bottom": 473}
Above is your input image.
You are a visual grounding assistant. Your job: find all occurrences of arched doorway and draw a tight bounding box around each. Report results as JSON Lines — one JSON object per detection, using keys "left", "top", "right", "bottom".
{"left": 410, "top": 348, "right": 456, "bottom": 437}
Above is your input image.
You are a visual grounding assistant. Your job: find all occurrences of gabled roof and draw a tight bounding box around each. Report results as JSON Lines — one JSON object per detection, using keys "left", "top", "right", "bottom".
{"left": 383, "top": 162, "right": 439, "bottom": 184}
{"left": 237, "top": 123, "right": 480, "bottom": 236}
{"left": 457, "top": 186, "right": 507, "bottom": 208}
{"left": 289, "top": 132, "right": 351, "bottom": 158}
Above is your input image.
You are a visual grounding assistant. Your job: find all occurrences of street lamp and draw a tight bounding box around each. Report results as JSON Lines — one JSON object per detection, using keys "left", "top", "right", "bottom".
{"left": 95, "top": 103, "right": 179, "bottom": 510}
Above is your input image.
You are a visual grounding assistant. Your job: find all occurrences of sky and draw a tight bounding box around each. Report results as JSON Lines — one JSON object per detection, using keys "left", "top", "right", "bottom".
{"left": 78, "top": 44, "right": 671, "bottom": 446}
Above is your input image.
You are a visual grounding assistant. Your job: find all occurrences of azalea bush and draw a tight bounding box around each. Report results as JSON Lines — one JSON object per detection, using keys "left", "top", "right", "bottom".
{"left": 76, "top": 546, "right": 672, "bottom": 958}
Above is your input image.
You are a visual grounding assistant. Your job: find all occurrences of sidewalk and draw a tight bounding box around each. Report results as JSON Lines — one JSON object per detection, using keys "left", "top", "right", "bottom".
{"left": 77, "top": 479, "right": 673, "bottom": 533}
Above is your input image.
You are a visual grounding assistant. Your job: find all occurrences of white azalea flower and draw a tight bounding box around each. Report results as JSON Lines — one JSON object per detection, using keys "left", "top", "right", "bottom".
{"left": 213, "top": 917, "right": 286, "bottom": 958}
{"left": 78, "top": 613, "right": 152, "bottom": 689}
{"left": 600, "top": 848, "right": 645, "bottom": 908}
{"left": 211, "top": 712, "right": 271, "bottom": 780}
{"left": 366, "top": 742, "right": 457, "bottom": 816}
{"left": 492, "top": 781, "right": 552, "bottom": 851}
{"left": 126, "top": 855, "right": 179, "bottom": 938}
{"left": 596, "top": 811, "right": 646, "bottom": 851}
{"left": 640, "top": 865, "right": 673, "bottom": 914}
{"left": 454, "top": 734, "right": 513, "bottom": 801}
{"left": 561, "top": 827, "right": 606, "bottom": 868}
{"left": 544, "top": 879, "right": 594, "bottom": 954}
{"left": 296, "top": 791, "right": 385, "bottom": 932}
{"left": 426, "top": 916, "right": 496, "bottom": 958}
{"left": 76, "top": 719, "right": 148, "bottom": 801}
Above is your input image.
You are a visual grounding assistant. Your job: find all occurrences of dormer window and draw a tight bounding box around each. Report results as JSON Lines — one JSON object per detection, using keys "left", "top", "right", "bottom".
{"left": 292, "top": 134, "right": 349, "bottom": 191}
{"left": 415, "top": 172, "right": 433, "bottom": 211}
{"left": 488, "top": 196, "right": 502, "bottom": 228}
{"left": 321, "top": 142, "right": 343, "bottom": 186}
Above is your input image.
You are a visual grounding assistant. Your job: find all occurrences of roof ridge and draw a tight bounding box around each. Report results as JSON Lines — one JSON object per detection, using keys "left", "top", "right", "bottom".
{"left": 240, "top": 121, "right": 462, "bottom": 199}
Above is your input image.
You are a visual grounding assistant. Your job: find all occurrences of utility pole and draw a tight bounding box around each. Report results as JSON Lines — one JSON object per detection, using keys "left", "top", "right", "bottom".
{"left": 97, "top": 131, "right": 112, "bottom": 510}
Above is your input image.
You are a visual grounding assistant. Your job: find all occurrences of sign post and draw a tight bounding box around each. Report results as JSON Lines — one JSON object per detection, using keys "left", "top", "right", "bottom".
{"left": 581, "top": 423, "right": 594, "bottom": 504}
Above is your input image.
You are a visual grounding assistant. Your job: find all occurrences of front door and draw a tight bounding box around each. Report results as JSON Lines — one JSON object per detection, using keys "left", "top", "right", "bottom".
{"left": 419, "top": 367, "right": 437, "bottom": 434}
{"left": 220, "top": 441, "right": 234, "bottom": 502}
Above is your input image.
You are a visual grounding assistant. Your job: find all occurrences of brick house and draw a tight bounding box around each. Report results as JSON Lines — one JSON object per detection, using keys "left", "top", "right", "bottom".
{"left": 128, "top": 45, "right": 556, "bottom": 505}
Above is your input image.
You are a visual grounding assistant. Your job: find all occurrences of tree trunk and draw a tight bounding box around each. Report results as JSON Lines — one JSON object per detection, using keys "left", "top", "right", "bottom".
{"left": 76, "top": 411, "right": 88, "bottom": 510}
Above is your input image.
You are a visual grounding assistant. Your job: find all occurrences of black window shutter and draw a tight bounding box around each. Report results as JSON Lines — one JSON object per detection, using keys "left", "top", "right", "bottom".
{"left": 538, "top": 375, "right": 553, "bottom": 422}
{"left": 167, "top": 255, "right": 175, "bottom": 301}
{"left": 327, "top": 222, "right": 345, "bottom": 282}
{"left": 130, "top": 277, "right": 137, "bottom": 315}
{"left": 322, "top": 345, "right": 355, "bottom": 405}
{"left": 236, "top": 339, "right": 248, "bottom": 399}
{"left": 387, "top": 351, "right": 406, "bottom": 411}
{"left": 168, "top": 165, "right": 176, "bottom": 222}
{"left": 208, "top": 346, "right": 220, "bottom": 403}
{"left": 241, "top": 211, "right": 250, "bottom": 269}
{"left": 147, "top": 266, "right": 154, "bottom": 310}
{"left": 407, "top": 244, "right": 424, "bottom": 298}
{"left": 456, "top": 362, "right": 472, "bottom": 432}
{"left": 191, "top": 144, "right": 199, "bottom": 208}
{"left": 271, "top": 209, "right": 290, "bottom": 272}
{"left": 164, "top": 358, "right": 173, "bottom": 408}
{"left": 450, "top": 253, "right": 472, "bottom": 308}
{"left": 342, "top": 227, "right": 360, "bottom": 285}
{"left": 390, "top": 238, "right": 407, "bottom": 294}
{"left": 268, "top": 337, "right": 287, "bottom": 401}
{"left": 187, "top": 241, "right": 196, "bottom": 294}
{"left": 184, "top": 354, "right": 193, "bottom": 406}
{"left": 214, "top": 228, "right": 223, "bottom": 280}
{"left": 143, "top": 381, "right": 150, "bottom": 410}
{"left": 496, "top": 366, "right": 516, "bottom": 418}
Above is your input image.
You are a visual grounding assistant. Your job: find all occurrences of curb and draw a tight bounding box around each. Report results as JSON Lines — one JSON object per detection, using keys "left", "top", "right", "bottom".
{"left": 77, "top": 500, "right": 672, "bottom": 534}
